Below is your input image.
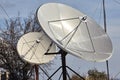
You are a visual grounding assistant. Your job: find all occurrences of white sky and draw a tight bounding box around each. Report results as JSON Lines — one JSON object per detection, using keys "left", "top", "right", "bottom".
{"left": 0, "top": 0, "right": 120, "bottom": 79}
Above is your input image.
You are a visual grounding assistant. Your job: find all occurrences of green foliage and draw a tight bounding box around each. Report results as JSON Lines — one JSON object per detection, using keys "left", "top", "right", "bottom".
{"left": 71, "top": 68, "right": 107, "bottom": 80}
{"left": 87, "top": 68, "right": 107, "bottom": 80}
{"left": 71, "top": 75, "right": 85, "bottom": 80}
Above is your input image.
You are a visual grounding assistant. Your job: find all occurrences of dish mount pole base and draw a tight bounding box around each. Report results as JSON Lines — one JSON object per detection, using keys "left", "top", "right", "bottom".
{"left": 46, "top": 49, "right": 85, "bottom": 80}
{"left": 61, "top": 50, "right": 67, "bottom": 80}
{"left": 35, "top": 65, "right": 39, "bottom": 80}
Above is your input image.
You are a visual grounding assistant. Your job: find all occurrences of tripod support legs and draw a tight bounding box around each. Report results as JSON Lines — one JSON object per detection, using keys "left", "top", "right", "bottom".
{"left": 47, "top": 50, "right": 85, "bottom": 80}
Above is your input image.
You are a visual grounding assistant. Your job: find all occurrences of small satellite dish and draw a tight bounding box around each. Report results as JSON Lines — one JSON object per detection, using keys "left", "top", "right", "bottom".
{"left": 17, "top": 32, "right": 56, "bottom": 64}
{"left": 37, "top": 3, "right": 113, "bottom": 62}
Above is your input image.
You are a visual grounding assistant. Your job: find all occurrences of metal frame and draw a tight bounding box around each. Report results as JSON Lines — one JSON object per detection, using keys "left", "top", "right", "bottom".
{"left": 46, "top": 50, "right": 85, "bottom": 80}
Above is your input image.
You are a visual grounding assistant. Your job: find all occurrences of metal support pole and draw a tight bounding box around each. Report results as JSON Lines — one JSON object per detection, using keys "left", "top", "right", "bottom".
{"left": 35, "top": 65, "right": 39, "bottom": 80}
{"left": 103, "top": 0, "right": 107, "bottom": 32}
{"left": 103, "top": 0, "right": 110, "bottom": 80}
{"left": 106, "top": 60, "right": 110, "bottom": 80}
{"left": 61, "top": 50, "right": 67, "bottom": 80}
{"left": 46, "top": 49, "right": 85, "bottom": 80}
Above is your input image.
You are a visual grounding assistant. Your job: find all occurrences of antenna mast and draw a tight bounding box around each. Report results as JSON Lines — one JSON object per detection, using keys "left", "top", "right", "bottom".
{"left": 103, "top": 0, "right": 107, "bottom": 32}
{"left": 103, "top": 0, "right": 110, "bottom": 80}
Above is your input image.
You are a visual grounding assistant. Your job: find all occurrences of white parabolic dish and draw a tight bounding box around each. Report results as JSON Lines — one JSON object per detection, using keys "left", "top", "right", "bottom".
{"left": 37, "top": 3, "right": 113, "bottom": 62}
{"left": 17, "top": 32, "right": 56, "bottom": 64}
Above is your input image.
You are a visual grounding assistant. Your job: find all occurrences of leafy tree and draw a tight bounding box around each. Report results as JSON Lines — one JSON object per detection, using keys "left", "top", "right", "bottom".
{"left": 0, "top": 15, "right": 41, "bottom": 80}
{"left": 71, "top": 75, "right": 85, "bottom": 80}
{"left": 71, "top": 68, "right": 107, "bottom": 80}
{"left": 87, "top": 68, "right": 107, "bottom": 80}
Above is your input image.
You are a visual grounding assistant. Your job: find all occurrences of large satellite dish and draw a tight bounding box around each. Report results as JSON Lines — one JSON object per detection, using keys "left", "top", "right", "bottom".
{"left": 17, "top": 32, "right": 56, "bottom": 64}
{"left": 37, "top": 3, "right": 113, "bottom": 62}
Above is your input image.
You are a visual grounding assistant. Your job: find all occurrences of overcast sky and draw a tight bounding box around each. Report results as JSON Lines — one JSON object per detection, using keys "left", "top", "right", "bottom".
{"left": 0, "top": 0, "right": 120, "bottom": 79}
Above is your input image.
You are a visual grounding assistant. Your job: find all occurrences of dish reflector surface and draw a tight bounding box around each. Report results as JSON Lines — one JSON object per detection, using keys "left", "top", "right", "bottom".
{"left": 17, "top": 32, "right": 56, "bottom": 64}
{"left": 37, "top": 3, "right": 113, "bottom": 62}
